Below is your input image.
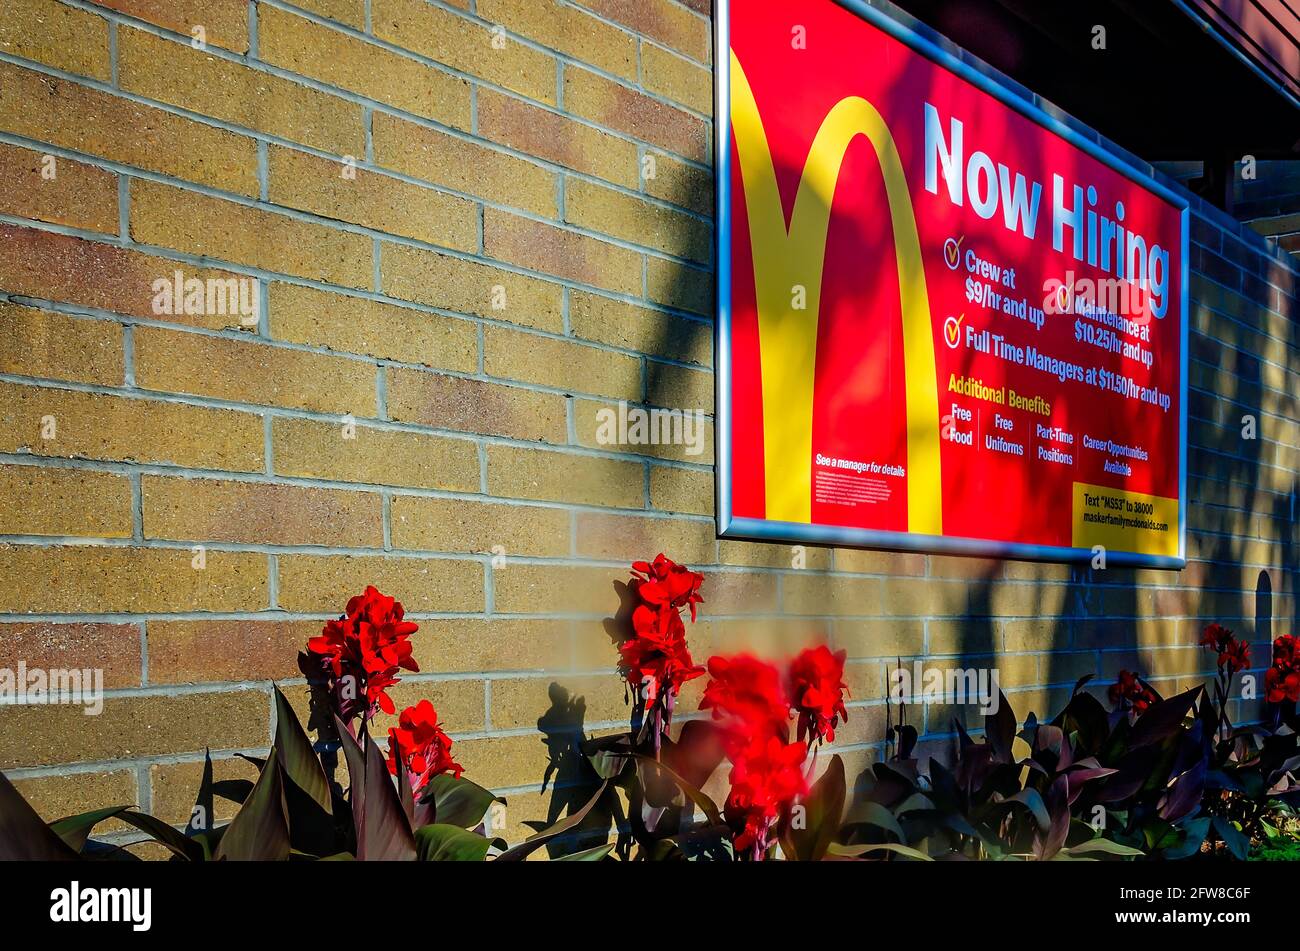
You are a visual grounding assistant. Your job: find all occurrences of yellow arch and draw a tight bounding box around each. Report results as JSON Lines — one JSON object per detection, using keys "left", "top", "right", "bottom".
{"left": 729, "top": 51, "right": 942, "bottom": 533}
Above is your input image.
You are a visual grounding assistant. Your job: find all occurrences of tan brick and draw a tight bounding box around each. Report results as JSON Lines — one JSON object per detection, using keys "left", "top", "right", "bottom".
{"left": 130, "top": 180, "right": 372, "bottom": 289}
{"left": 0, "top": 144, "right": 117, "bottom": 233}
{"left": 119, "top": 28, "right": 362, "bottom": 156}
{"left": 147, "top": 619, "right": 316, "bottom": 684}
{"left": 1, "top": 0, "right": 111, "bottom": 80}
{"left": 696, "top": 569, "right": 778, "bottom": 615}
{"left": 267, "top": 147, "right": 477, "bottom": 250}
{"left": 832, "top": 618, "right": 926, "bottom": 660}
{"left": 149, "top": 755, "right": 261, "bottom": 825}
{"left": 574, "top": 511, "right": 715, "bottom": 564}
{"left": 1003, "top": 618, "right": 1070, "bottom": 652}
{"left": 143, "top": 475, "right": 383, "bottom": 547}
{"left": 391, "top": 496, "right": 569, "bottom": 556}
{"left": 259, "top": 6, "right": 470, "bottom": 128}
{"left": 273, "top": 417, "right": 480, "bottom": 491}
{"left": 372, "top": 0, "right": 556, "bottom": 105}
{"left": 483, "top": 208, "right": 641, "bottom": 295}
{"left": 643, "top": 150, "right": 712, "bottom": 216}
{"left": 134, "top": 326, "right": 376, "bottom": 415}
{"left": 484, "top": 325, "right": 640, "bottom": 400}
{"left": 0, "top": 621, "right": 141, "bottom": 688}
{"left": 928, "top": 555, "right": 1004, "bottom": 580}
{"left": 834, "top": 549, "right": 927, "bottom": 576}
{"left": 276, "top": 554, "right": 484, "bottom": 612}
{"left": 564, "top": 66, "right": 707, "bottom": 161}
{"left": 409, "top": 618, "right": 570, "bottom": 673}
{"left": 0, "top": 544, "right": 267, "bottom": 613}
{"left": 642, "top": 43, "right": 712, "bottom": 114}
{"left": 90, "top": 0, "right": 250, "bottom": 53}
{"left": 717, "top": 540, "right": 830, "bottom": 570}
{"left": 491, "top": 674, "right": 627, "bottom": 730}
{"left": 0, "top": 303, "right": 122, "bottom": 386}
{"left": 452, "top": 732, "right": 552, "bottom": 789}
{"left": 649, "top": 464, "right": 712, "bottom": 516}
{"left": 688, "top": 616, "right": 828, "bottom": 663}
{"left": 0, "top": 225, "right": 257, "bottom": 330}
{"left": 784, "top": 574, "right": 882, "bottom": 616}
{"left": 0, "top": 381, "right": 264, "bottom": 471}
{"left": 488, "top": 0, "right": 637, "bottom": 79}
{"left": 387, "top": 368, "right": 567, "bottom": 443}
{"left": 646, "top": 361, "right": 713, "bottom": 412}
{"left": 268, "top": 284, "right": 477, "bottom": 372}
{"left": 370, "top": 678, "right": 486, "bottom": 734}
{"left": 0, "top": 688, "right": 269, "bottom": 769}
{"left": 0, "top": 61, "right": 257, "bottom": 195}
{"left": 0, "top": 465, "right": 132, "bottom": 538}
{"left": 645, "top": 255, "right": 711, "bottom": 315}
{"left": 13, "top": 770, "right": 138, "bottom": 825}
{"left": 477, "top": 89, "right": 638, "bottom": 189}
{"left": 571, "top": 293, "right": 707, "bottom": 367}
{"left": 492, "top": 563, "right": 623, "bottom": 615}
{"left": 487, "top": 444, "right": 644, "bottom": 507}
{"left": 576, "top": 0, "right": 709, "bottom": 62}
{"left": 372, "top": 112, "right": 555, "bottom": 217}
{"left": 573, "top": 396, "right": 714, "bottom": 464}
{"left": 288, "top": 0, "right": 365, "bottom": 29}
{"left": 380, "top": 242, "right": 564, "bottom": 332}
{"left": 565, "top": 178, "right": 710, "bottom": 263}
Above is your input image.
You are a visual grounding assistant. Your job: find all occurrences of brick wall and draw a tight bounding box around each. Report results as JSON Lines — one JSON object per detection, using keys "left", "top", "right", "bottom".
{"left": 0, "top": 0, "right": 1297, "bottom": 848}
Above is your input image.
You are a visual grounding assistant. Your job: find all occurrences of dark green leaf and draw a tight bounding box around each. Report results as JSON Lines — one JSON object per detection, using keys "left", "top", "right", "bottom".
{"left": 828, "top": 842, "right": 932, "bottom": 861}
{"left": 49, "top": 805, "right": 131, "bottom": 853}
{"left": 185, "top": 749, "right": 215, "bottom": 836}
{"left": 423, "top": 773, "right": 504, "bottom": 830}
{"left": 215, "top": 749, "right": 291, "bottom": 861}
{"left": 0, "top": 772, "right": 80, "bottom": 860}
{"left": 782, "top": 754, "right": 845, "bottom": 861}
{"left": 1130, "top": 687, "right": 1201, "bottom": 750}
{"left": 843, "top": 801, "right": 906, "bottom": 842}
{"left": 118, "top": 810, "right": 205, "bottom": 861}
{"left": 1212, "top": 816, "right": 1250, "bottom": 861}
{"left": 353, "top": 726, "right": 416, "bottom": 861}
{"left": 273, "top": 685, "right": 332, "bottom": 815}
{"left": 633, "top": 754, "right": 723, "bottom": 826}
{"left": 1066, "top": 837, "right": 1145, "bottom": 858}
{"left": 414, "top": 823, "right": 501, "bottom": 861}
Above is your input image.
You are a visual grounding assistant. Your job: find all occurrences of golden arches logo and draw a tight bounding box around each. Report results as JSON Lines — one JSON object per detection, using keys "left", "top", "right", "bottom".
{"left": 730, "top": 51, "right": 943, "bottom": 533}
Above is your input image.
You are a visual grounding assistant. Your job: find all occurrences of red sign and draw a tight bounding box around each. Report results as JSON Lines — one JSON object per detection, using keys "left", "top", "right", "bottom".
{"left": 718, "top": 0, "right": 1188, "bottom": 567}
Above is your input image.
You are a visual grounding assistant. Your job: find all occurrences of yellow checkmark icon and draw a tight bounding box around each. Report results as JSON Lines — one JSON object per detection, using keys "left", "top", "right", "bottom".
{"left": 945, "top": 313, "right": 964, "bottom": 344}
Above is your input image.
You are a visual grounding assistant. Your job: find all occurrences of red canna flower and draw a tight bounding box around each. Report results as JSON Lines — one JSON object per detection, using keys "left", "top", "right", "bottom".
{"left": 306, "top": 585, "right": 420, "bottom": 721}
{"left": 700, "top": 654, "right": 791, "bottom": 755}
{"left": 1199, "top": 623, "right": 1251, "bottom": 676}
{"left": 788, "top": 645, "right": 850, "bottom": 745}
{"left": 724, "top": 732, "right": 809, "bottom": 856}
{"left": 386, "top": 699, "right": 462, "bottom": 792}
{"left": 631, "top": 554, "right": 704, "bottom": 621}
{"left": 619, "top": 601, "right": 705, "bottom": 702}
{"left": 1108, "top": 669, "right": 1159, "bottom": 714}
{"left": 617, "top": 555, "right": 706, "bottom": 704}
{"left": 1266, "top": 634, "right": 1300, "bottom": 704}
{"left": 700, "top": 653, "right": 807, "bottom": 858}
